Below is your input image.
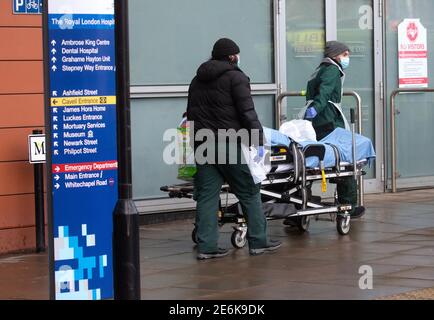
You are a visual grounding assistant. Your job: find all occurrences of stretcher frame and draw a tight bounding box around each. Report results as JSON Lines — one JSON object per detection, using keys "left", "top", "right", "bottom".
{"left": 161, "top": 139, "right": 367, "bottom": 249}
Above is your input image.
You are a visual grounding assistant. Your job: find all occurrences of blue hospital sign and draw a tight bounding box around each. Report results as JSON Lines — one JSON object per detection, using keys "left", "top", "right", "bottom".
{"left": 13, "top": 0, "right": 43, "bottom": 14}
{"left": 46, "top": 0, "right": 117, "bottom": 300}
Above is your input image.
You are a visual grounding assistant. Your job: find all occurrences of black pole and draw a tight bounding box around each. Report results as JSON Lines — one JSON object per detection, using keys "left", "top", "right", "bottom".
{"left": 42, "top": 0, "right": 55, "bottom": 299}
{"left": 113, "top": 0, "right": 141, "bottom": 300}
{"left": 33, "top": 129, "right": 46, "bottom": 253}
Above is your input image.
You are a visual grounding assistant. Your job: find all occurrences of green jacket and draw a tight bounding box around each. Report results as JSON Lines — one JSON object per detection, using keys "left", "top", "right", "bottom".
{"left": 306, "top": 58, "right": 345, "bottom": 140}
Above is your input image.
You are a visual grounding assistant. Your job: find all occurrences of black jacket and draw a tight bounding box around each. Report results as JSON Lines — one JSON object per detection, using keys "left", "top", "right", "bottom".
{"left": 187, "top": 60, "right": 263, "bottom": 146}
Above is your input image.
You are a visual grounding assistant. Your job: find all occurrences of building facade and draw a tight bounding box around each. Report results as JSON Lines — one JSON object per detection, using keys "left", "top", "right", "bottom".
{"left": 0, "top": 0, "right": 44, "bottom": 253}
{"left": 1, "top": 0, "right": 434, "bottom": 254}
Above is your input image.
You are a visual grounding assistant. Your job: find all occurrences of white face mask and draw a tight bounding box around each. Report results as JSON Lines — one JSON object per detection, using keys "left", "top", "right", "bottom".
{"left": 236, "top": 54, "right": 241, "bottom": 67}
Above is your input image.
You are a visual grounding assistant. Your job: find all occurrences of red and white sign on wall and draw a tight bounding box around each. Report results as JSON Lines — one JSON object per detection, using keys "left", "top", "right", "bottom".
{"left": 398, "top": 19, "right": 428, "bottom": 88}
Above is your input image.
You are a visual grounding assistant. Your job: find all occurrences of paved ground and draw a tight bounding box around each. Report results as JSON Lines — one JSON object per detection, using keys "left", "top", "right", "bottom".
{"left": 1, "top": 189, "right": 434, "bottom": 300}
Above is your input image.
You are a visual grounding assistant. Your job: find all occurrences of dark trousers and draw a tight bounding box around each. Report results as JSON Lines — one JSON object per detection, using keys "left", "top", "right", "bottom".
{"left": 317, "top": 128, "right": 358, "bottom": 210}
{"left": 337, "top": 177, "right": 358, "bottom": 210}
{"left": 193, "top": 143, "right": 268, "bottom": 253}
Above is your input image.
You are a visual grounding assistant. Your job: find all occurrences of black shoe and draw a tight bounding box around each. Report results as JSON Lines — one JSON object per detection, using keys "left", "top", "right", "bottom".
{"left": 249, "top": 240, "right": 282, "bottom": 256}
{"left": 197, "top": 248, "right": 230, "bottom": 260}
{"left": 351, "top": 206, "right": 366, "bottom": 219}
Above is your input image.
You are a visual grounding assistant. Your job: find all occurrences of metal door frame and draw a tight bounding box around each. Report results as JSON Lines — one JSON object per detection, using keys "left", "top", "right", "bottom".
{"left": 373, "top": 0, "right": 386, "bottom": 193}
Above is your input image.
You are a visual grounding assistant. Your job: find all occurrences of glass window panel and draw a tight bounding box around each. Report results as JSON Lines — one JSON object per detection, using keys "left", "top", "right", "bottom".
{"left": 131, "top": 98, "right": 186, "bottom": 199}
{"left": 285, "top": 0, "right": 325, "bottom": 119}
{"left": 129, "top": 0, "right": 274, "bottom": 86}
{"left": 132, "top": 96, "right": 275, "bottom": 199}
{"left": 253, "top": 95, "right": 275, "bottom": 129}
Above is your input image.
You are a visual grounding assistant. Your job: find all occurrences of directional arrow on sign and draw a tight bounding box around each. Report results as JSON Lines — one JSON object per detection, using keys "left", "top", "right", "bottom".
{"left": 51, "top": 48, "right": 56, "bottom": 55}
{"left": 52, "top": 65, "right": 57, "bottom": 72}
{"left": 51, "top": 40, "right": 57, "bottom": 46}
{"left": 53, "top": 124, "right": 58, "bottom": 130}
{"left": 55, "top": 183, "right": 60, "bottom": 190}
{"left": 52, "top": 57, "right": 57, "bottom": 63}
{"left": 53, "top": 99, "right": 58, "bottom": 105}
{"left": 53, "top": 133, "right": 58, "bottom": 139}
{"left": 53, "top": 108, "right": 58, "bottom": 113}
{"left": 55, "top": 166, "right": 60, "bottom": 172}
{"left": 54, "top": 175, "right": 60, "bottom": 181}
{"left": 54, "top": 141, "right": 59, "bottom": 147}
{"left": 52, "top": 91, "right": 58, "bottom": 97}
{"left": 53, "top": 116, "right": 58, "bottom": 122}
{"left": 54, "top": 150, "right": 59, "bottom": 156}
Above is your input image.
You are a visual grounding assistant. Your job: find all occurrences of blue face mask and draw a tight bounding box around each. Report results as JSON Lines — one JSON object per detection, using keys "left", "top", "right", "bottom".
{"left": 236, "top": 54, "right": 241, "bottom": 67}
{"left": 340, "top": 57, "right": 350, "bottom": 69}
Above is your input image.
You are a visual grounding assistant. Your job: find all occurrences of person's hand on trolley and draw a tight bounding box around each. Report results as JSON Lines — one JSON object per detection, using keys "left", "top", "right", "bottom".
{"left": 253, "top": 145, "right": 265, "bottom": 163}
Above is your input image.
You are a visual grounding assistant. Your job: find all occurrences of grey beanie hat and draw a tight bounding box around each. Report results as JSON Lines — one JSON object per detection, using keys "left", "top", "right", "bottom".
{"left": 324, "top": 41, "right": 350, "bottom": 58}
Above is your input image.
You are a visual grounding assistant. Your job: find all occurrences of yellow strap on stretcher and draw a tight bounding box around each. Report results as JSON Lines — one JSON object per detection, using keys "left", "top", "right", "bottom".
{"left": 320, "top": 161, "right": 327, "bottom": 193}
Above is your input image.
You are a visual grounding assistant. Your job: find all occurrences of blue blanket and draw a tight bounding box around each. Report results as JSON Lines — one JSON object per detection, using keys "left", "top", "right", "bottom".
{"left": 264, "top": 127, "right": 376, "bottom": 168}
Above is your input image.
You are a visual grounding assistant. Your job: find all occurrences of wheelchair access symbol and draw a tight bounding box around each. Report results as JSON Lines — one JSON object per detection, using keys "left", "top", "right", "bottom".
{"left": 13, "top": 0, "right": 43, "bottom": 14}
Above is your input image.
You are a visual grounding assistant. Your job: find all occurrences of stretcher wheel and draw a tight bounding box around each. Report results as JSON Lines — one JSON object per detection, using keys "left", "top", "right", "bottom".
{"left": 231, "top": 230, "right": 247, "bottom": 249}
{"left": 191, "top": 226, "right": 198, "bottom": 244}
{"left": 297, "top": 216, "right": 311, "bottom": 232}
{"left": 283, "top": 216, "right": 310, "bottom": 232}
{"left": 336, "top": 215, "right": 350, "bottom": 235}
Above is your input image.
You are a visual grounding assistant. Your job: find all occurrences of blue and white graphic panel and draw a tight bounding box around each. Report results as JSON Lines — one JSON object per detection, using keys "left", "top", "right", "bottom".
{"left": 47, "top": 0, "right": 117, "bottom": 300}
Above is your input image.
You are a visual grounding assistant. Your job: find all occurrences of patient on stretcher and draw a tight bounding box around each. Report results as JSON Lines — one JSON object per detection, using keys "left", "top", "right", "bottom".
{"left": 263, "top": 123, "right": 376, "bottom": 169}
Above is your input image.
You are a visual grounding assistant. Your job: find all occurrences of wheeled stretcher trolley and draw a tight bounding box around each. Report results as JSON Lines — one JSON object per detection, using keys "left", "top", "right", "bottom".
{"left": 161, "top": 122, "right": 375, "bottom": 249}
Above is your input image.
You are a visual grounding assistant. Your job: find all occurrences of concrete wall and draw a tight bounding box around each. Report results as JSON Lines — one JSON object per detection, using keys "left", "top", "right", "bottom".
{"left": 0, "top": 0, "right": 45, "bottom": 254}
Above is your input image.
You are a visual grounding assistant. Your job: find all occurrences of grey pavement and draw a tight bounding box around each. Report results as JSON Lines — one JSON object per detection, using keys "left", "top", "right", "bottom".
{"left": 1, "top": 189, "right": 434, "bottom": 300}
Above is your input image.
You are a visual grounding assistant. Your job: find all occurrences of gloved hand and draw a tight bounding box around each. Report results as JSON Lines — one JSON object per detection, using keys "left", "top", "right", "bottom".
{"left": 253, "top": 146, "right": 265, "bottom": 163}
{"left": 304, "top": 106, "right": 318, "bottom": 119}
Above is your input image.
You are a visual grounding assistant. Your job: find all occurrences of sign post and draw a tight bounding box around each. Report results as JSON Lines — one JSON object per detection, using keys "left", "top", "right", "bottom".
{"left": 398, "top": 19, "right": 428, "bottom": 88}
{"left": 29, "top": 130, "right": 46, "bottom": 253}
{"left": 112, "top": 0, "right": 141, "bottom": 300}
{"left": 43, "top": 0, "right": 140, "bottom": 300}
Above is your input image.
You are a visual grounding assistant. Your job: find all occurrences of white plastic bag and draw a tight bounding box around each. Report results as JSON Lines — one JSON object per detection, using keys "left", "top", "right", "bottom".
{"left": 279, "top": 119, "right": 317, "bottom": 142}
{"left": 240, "top": 144, "right": 271, "bottom": 184}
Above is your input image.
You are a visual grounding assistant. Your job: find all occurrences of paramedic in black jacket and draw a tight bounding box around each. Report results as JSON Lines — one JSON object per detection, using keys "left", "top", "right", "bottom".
{"left": 187, "top": 38, "right": 281, "bottom": 260}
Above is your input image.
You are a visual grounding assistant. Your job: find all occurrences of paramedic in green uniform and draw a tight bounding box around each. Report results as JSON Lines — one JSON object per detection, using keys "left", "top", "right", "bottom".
{"left": 303, "top": 41, "right": 365, "bottom": 219}
{"left": 187, "top": 38, "right": 282, "bottom": 260}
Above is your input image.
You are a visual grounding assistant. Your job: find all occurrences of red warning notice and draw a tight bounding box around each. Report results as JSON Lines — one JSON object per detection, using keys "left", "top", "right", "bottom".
{"left": 398, "top": 19, "right": 428, "bottom": 88}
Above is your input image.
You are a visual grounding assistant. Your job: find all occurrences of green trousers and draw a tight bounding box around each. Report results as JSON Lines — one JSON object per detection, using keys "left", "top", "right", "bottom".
{"left": 193, "top": 145, "right": 268, "bottom": 253}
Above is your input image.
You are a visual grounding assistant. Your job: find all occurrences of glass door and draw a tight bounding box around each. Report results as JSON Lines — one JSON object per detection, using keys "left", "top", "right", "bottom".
{"left": 385, "top": 0, "right": 434, "bottom": 190}
{"left": 337, "top": 0, "right": 383, "bottom": 193}
{"left": 281, "top": 0, "right": 383, "bottom": 193}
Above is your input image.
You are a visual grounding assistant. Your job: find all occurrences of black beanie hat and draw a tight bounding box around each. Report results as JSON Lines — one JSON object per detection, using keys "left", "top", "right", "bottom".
{"left": 324, "top": 41, "right": 350, "bottom": 58}
{"left": 212, "top": 38, "right": 240, "bottom": 59}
